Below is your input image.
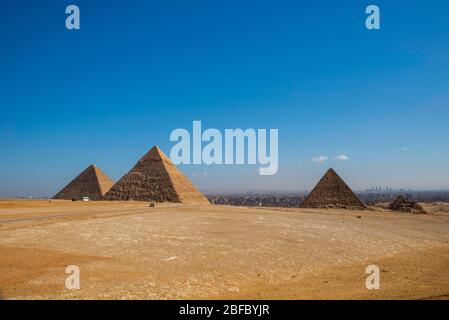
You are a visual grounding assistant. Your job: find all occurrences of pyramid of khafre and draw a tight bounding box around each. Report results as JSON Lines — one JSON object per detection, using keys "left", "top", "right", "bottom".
{"left": 301, "top": 168, "right": 367, "bottom": 209}
{"left": 104, "top": 146, "right": 210, "bottom": 204}
{"left": 53, "top": 165, "right": 114, "bottom": 200}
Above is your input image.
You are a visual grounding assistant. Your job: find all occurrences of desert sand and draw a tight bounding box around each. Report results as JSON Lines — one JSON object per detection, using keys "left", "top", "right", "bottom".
{"left": 0, "top": 200, "right": 448, "bottom": 300}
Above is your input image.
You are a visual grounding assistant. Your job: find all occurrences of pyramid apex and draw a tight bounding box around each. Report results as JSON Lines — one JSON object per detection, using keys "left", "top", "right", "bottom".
{"left": 149, "top": 145, "right": 163, "bottom": 153}
{"left": 324, "top": 168, "right": 339, "bottom": 177}
{"left": 88, "top": 164, "right": 101, "bottom": 173}
{"left": 139, "top": 145, "right": 171, "bottom": 163}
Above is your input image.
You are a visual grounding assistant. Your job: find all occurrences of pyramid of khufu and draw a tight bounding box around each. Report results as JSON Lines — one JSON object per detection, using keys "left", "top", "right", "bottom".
{"left": 53, "top": 165, "right": 114, "bottom": 200}
{"left": 301, "top": 168, "right": 367, "bottom": 209}
{"left": 104, "top": 146, "right": 210, "bottom": 204}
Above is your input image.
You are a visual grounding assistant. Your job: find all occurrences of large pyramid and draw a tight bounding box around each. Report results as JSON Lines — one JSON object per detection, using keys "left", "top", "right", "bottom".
{"left": 104, "top": 146, "right": 210, "bottom": 204}
{"left": 301, "top": 168, "right": 367, "bottom": 209}
{"left": 53, "top": 165, "right": 114, "bottom": 200}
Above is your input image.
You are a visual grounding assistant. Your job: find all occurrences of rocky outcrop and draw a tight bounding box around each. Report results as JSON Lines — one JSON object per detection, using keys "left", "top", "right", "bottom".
{"left": 389, "top": 195, "right": 426, "bottom": 214}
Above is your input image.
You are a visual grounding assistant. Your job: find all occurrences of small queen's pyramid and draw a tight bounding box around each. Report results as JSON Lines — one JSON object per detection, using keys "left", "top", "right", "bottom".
{"left": 104, "top": 146, "right": 209, "bottom": 204}
{"left": 301, "top": 168, "right": 367, "bottom": 209}
{"left": 53, "top": 165, "right": 114, "bottom": 200}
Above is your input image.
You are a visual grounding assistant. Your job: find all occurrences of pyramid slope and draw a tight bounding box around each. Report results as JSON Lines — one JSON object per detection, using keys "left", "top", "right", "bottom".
{"left": 53, "top": 165, "right": 114, "bottom": 200}
{"left": 301, "top": 168, "right": 367, "bottom": 209}
{"left": 104, "top": 146, "right": 209, "bottom": 204}
{"left": 93, "top": 166, "right": 116, "bottom": 196}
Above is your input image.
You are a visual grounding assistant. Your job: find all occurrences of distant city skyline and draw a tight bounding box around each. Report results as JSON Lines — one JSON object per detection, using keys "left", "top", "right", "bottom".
{"left": 1, "top": 1, "right": 448, "bottom": 197}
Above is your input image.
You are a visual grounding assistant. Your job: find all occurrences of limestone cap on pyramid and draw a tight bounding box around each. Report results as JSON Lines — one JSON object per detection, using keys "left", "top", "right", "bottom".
{"left": 53, "top": 164, "right": 115, "bottom": 201}
{"left": 104, "top": 146, "right": 210, "bottom": 204}
{"left": 300, "top": 168, "right": 367, "bottom": 210}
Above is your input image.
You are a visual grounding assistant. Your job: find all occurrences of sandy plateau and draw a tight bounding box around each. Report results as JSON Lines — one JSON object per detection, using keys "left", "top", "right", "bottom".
{"left": 0, "top": 199, "right": 448, "bottom": 300}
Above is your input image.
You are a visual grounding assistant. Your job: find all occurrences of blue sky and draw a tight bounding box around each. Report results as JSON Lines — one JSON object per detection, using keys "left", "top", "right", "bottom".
{"left": 0, "top": 0, "right": 448, "bottom": 197}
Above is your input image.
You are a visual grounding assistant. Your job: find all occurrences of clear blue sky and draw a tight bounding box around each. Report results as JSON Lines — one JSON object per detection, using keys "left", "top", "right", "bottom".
{"left": 1, "top": 0, "right": 448, "bottom": 197}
